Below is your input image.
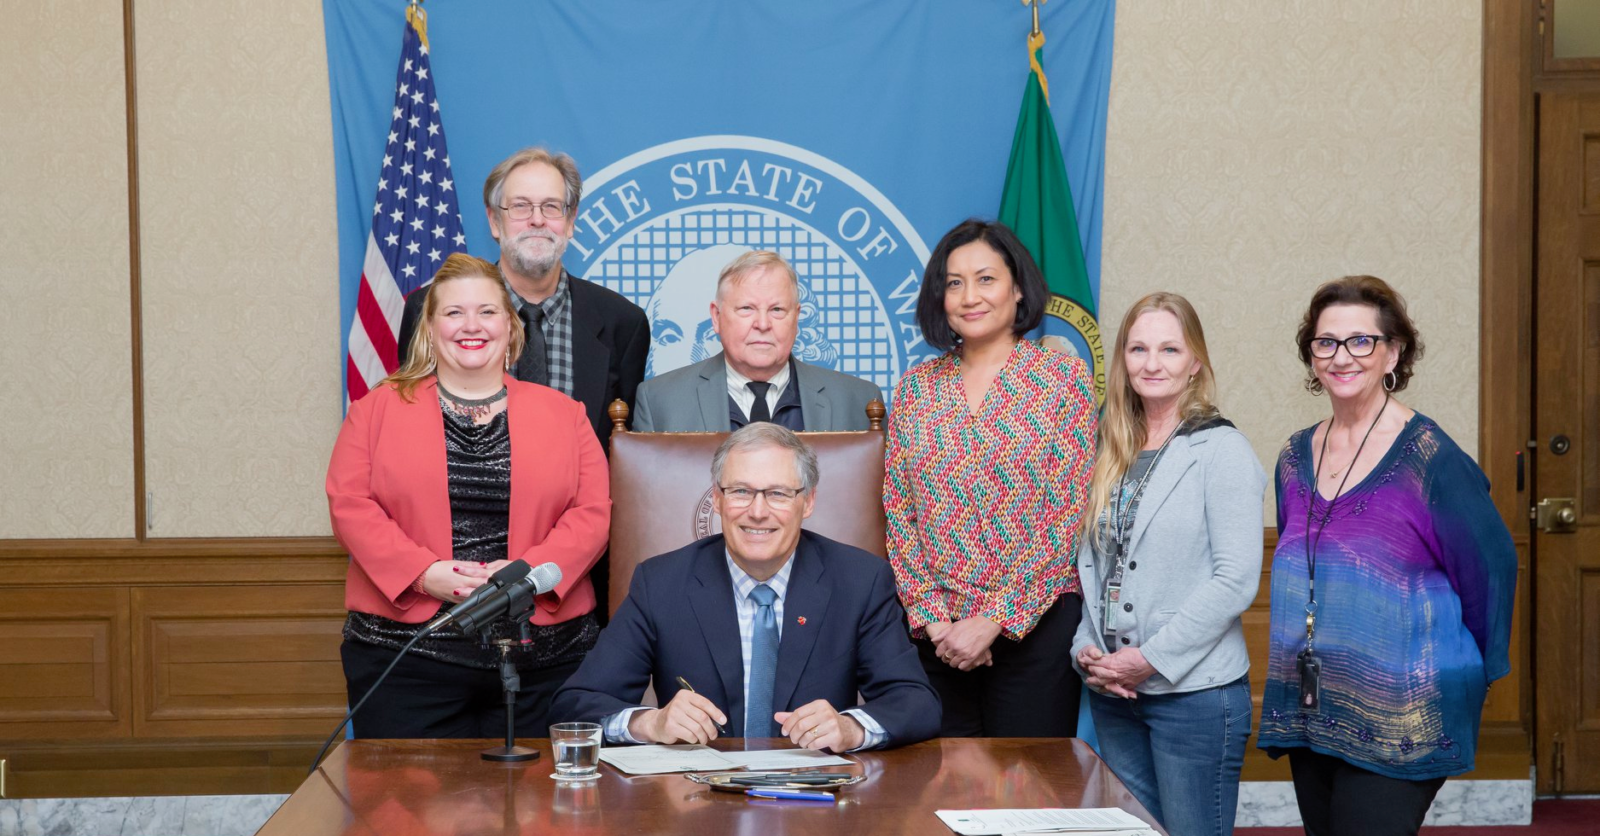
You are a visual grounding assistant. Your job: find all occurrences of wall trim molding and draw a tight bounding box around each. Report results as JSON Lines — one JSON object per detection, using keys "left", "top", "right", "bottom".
{"left": 122, "top": 0, "right": 147, "bottom": 539}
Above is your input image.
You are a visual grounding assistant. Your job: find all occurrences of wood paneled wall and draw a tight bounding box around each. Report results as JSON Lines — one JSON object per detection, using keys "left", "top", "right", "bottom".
{"left": 0, "top": 539, "right": 347, "bottom": 796}
{"left": 0, "top": 532, "right": 1528, "bottom": 797}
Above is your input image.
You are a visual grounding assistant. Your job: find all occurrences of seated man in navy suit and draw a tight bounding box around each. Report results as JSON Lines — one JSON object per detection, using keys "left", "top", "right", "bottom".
{"left": 550, "top": 424, "right": 939, "bottom": 751}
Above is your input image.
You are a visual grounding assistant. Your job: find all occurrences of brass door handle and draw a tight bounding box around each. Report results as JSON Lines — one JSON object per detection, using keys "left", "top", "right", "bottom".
{"left": 1536, "top": 498, "right": 1577, "bottom": 533}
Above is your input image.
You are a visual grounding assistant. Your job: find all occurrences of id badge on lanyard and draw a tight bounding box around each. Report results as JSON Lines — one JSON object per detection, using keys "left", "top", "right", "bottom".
{"left": 1102, "top": 542, "right": 1125, "bottom": 647}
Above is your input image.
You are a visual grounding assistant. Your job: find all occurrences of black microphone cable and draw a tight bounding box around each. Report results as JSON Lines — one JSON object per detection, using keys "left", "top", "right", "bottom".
{"left": 308, "top": 629, "right": 425, "bottom": 775}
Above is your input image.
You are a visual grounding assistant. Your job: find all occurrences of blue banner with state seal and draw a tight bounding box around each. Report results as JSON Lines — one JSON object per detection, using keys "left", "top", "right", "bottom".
{"left": 324, "top": 0, "right": 1115, "bottom": 403}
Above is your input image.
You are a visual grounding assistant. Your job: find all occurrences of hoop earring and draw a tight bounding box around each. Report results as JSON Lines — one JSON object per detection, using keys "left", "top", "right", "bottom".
{"left": 1384, "top": 371, "right": 1397, "bottom": 392}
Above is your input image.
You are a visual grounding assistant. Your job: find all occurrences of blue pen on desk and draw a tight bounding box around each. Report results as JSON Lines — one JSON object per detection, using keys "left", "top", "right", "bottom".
{"left": 746, "top": 788, "right": 837, "bottom": 803}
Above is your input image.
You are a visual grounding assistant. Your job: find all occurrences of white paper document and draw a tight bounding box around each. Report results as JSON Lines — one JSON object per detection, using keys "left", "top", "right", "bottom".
{"left": 597, "top": 745, "right": 737, "bottom": 775}
{"left": 597, "top": 744, "right": 852, "bottom": 775}
{"left": 935, "top": 807, "right": 1157, "bottom": 835}
{"left": 716, "top": 749, "right": 852, "bottom": 770}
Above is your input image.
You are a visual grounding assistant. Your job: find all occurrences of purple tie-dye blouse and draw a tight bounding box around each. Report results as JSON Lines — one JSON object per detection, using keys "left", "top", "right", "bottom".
{"left": 1257, "top": 414, "right": 1517, "bottom": 781}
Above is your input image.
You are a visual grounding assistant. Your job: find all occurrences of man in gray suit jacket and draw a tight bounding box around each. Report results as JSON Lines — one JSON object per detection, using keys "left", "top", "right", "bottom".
{"left": 632, "top": 250, "right": 882, "bottom": 432}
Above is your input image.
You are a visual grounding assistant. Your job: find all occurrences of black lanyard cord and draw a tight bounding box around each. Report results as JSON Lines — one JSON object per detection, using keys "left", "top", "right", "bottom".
{"left": 1303, "top": 393, "right": 1389, "bottom": 643}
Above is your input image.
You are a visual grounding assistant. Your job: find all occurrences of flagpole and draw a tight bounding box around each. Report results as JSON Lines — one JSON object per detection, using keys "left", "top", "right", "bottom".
{"left": 1024, "top": 0, "right": 1044, "bottom": 37}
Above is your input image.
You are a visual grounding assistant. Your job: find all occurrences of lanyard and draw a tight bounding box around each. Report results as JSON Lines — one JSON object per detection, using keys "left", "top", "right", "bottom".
{"left": 1101, "top": 422, "right": 1181, "bottom": 646}
{"left": 1110, "top": 422, "right": 1181, "bottom": 560}
{"left": 1302, "top": 394, "right": 1388, "bottom": 647}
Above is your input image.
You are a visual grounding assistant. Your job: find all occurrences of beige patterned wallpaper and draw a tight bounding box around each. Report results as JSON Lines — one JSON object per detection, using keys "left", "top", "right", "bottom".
{"left": 135, "top": 0, "right": 341, "bottom": 537}
{"left": 1099, "top": 0, "right": 1483, "bottom": 486}
{"left": 0, "top": 1, "right": 1485, "bottom": 538}
{"left": 0, "top": 0, "right": 136, "bottom": 539}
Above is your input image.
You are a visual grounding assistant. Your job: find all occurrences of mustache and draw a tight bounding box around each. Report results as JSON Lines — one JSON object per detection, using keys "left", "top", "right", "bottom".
{"left": 510, "top": 229, "right": 559, "bottom": 246}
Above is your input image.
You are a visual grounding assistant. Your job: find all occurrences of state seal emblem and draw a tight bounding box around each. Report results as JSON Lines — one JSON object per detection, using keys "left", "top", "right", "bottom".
{"left": 565, "top": 136, "right": 936, "bottom": 399}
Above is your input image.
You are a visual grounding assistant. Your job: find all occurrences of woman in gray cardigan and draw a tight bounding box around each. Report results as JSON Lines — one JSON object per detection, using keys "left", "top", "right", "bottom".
{"left": 1071, "top": 293, "right": 1265, "bottom": 836}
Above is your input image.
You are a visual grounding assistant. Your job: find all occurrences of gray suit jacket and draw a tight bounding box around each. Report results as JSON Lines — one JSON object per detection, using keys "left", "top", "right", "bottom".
{"left": 1071, "top": 422, "right": 1266, "bottom": 694}
{"left": 632, "top": 353, "right": 883, "bottom": 432}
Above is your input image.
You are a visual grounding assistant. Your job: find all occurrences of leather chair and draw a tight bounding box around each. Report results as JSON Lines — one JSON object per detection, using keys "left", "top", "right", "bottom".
{"left": 604, "top": 399, "right": 887, "bottom": 618}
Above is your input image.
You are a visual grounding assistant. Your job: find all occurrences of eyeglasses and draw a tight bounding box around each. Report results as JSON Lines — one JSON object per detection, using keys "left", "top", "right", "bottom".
{"left": 718, "top": 485, "right": 806, "bottom": 509}
{"left": 1306, "top": 334, "right": 1391, "bottom": 359}
{"left": 499, "top": 200, "right": 569, "bottom": 221}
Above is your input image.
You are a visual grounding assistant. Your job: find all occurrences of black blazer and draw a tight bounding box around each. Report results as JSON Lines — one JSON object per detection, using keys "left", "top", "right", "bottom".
{"left": 397, "top": 272, "right": 648, "bottom": 449}
{"left": 550, "top": 531, "right": 941, "bottom": 748}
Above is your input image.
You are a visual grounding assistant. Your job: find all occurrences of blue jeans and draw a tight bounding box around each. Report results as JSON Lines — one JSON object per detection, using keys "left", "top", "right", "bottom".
{"left": 1088, "top": 675, "right": 1251, "bottom": 836}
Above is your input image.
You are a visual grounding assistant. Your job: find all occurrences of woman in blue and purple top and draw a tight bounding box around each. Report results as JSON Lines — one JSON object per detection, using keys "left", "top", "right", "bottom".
{"left": 1258, "top": 275, "right": 1516, "bottom": 836}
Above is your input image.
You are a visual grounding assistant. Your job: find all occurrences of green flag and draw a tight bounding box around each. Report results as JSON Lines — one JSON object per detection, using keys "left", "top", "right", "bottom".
{"left": 999, "top": 31, "right": 1104, "bottom": 401}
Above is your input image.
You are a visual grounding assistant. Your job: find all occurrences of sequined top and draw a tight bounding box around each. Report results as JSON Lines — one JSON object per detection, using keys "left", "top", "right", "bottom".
{"left": 1257, "top": 414, "right": 1517, "bottom": 780}
{"left": 344, "top": 401, "right": 598, "bottom": 670}
{"left": 884, "top": 340, "right": 1097, "bottom": 640}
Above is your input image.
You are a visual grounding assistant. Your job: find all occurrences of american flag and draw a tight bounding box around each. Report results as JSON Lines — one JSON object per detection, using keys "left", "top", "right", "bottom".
{"left": 345, "top": 6, "right": 467, "bottom": 403}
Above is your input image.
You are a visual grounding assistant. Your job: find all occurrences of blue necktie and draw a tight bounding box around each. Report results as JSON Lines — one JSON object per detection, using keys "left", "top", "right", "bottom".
{"left": 746, "top": 583, "right": 779, "bottom": 738}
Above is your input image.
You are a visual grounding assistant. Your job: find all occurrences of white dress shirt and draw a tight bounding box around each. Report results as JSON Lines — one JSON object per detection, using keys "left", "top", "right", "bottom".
{"left": 725, "top": 360, "right": 791, "bottom": 422}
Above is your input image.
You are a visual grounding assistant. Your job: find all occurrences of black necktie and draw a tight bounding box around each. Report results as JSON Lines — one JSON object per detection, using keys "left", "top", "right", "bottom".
{"left": 746, "top": 381, "right": 771, "bottom": 424}
{"left": 517, "top": 305, "right": 549, "bottom": 386}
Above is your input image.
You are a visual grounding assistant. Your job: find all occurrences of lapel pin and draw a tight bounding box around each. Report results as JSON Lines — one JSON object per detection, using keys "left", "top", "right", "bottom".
{"left": 796, "top": 616, "right": 806, "bottom": 626}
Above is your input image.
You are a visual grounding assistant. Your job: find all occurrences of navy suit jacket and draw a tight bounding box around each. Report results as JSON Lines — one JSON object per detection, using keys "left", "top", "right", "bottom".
{"left": 551, "top": 531, "right": 939, "bottom": 747}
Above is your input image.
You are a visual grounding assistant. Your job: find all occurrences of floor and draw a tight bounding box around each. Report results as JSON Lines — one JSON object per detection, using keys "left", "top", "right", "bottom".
{"left": 1237, "top": 798, "right": 1599, "bottom": 835}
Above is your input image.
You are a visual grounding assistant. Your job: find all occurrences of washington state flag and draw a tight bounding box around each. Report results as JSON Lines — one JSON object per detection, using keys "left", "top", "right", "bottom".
{"left": 999, "top": 30, "right": 1105, "bottom": 401}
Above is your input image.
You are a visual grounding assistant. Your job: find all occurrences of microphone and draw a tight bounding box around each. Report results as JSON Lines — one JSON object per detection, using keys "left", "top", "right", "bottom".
{"left": 445, "top": 562, "right": 564, "bottom": 636}
{"left": 423, "top": 560, "right": 531, "bottom": 635}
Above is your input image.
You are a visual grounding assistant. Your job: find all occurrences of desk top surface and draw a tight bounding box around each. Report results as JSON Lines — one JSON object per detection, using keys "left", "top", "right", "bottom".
{"left": 263, "top": 737, "right": 1162, "bottom": 836}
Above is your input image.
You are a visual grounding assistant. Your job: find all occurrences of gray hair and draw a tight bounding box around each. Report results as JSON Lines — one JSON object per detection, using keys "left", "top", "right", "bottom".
{"left": 482, "top": 147, "right": 583, "bottom": 218}
{"left": 716, "top": 250, "right": 799, "bottom": 301}
{"left": 710, "top": 423, "right": 820, "bottom": 493}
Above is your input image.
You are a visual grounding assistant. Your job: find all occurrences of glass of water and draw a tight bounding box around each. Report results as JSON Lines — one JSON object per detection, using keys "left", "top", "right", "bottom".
{"left": 549, "top": 722, "right": 602, "bottom": 781}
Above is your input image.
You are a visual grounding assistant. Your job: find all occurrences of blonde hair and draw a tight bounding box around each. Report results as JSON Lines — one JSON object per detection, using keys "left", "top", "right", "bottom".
{"left": 716, "top": 250, "right": 798, "bottom": 299}
{"left": 382, "top": 253, "right": 525, "bottom": 401}
{"left": 1084, "top": 292, "right": 1219, "bottom": 543}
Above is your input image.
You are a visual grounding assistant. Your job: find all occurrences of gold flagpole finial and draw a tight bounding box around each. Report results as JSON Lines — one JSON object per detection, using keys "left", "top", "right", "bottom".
{"left": 1022, "top": 0, "right": 1047, "bottom": 37}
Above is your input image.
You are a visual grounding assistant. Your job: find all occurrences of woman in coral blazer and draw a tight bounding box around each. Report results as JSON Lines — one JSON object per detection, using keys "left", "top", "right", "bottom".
{"left": 327, "top": 253, "right": 610, "bottom": 739}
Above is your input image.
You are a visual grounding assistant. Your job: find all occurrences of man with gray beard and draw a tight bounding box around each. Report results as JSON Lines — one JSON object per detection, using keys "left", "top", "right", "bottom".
{"left": 398, "top": 147, "right": 648, "bottom": 452}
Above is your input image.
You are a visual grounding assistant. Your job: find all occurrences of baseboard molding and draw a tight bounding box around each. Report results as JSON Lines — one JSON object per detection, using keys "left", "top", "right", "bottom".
{"left": 1238, "top": 774, "right": 1535, "bottom": 827}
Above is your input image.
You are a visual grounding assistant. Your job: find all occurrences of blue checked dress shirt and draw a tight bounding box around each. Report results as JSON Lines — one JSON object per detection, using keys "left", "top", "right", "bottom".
{"left": 603, "top": 553, "right": 887, "bottom": 749}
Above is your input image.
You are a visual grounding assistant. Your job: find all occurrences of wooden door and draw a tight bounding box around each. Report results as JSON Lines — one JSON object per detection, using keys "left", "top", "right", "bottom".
{"left": 1534, "top": 91, "right": 1600, "bottom": 795}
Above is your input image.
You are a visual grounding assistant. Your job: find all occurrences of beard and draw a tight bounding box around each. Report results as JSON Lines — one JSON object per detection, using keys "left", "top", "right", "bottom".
{"left": 501, "top": 229, "right": 568, "bottom": 278}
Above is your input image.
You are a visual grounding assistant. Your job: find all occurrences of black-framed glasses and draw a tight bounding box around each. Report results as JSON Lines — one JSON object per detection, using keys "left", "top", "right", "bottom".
{"left": 499, "top": 200, "right": 569, "bottom": 221}
{"left": 718, "top": 484, "right": 806, "bottom": 509}
{"left": 1306, "top": 334, "right": 1391, "bottom": 359}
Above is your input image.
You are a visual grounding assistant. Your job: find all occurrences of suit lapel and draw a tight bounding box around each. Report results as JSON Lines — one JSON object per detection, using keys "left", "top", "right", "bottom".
{"left": 794, "top": 361, "right": 829, "bottom": 431}
{"left": 698, "top": 354, "right": 730, "bottom": 431}
{"left": 567, "top": 278, "right": 608, "bottom": 417}
{"left": 1128, "top": 436, "right": 1195, "bottom": 553}
{"left": 685, "top": 541, "right": 746, "bottom": 733}
{"left": 772, "top": 536, "right": 831, "bottom": 713}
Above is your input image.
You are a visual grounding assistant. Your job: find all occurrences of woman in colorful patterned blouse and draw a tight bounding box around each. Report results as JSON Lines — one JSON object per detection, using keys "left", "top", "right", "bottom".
{"left": 1258, "top": 276, "right": 1516, "bottom": 836}
{"left": 883, "top": 219, "right": 1097, "bottom": 737}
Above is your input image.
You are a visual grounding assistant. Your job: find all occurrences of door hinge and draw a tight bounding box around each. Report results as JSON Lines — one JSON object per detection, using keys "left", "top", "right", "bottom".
{"left": 1553, "top": 733, "right": 1565, "bottom": 794}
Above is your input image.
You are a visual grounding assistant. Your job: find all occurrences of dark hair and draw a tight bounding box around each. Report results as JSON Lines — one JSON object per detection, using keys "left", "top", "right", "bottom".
{"left": 1294, "top": 275, "right": 1425, "bottom": 394}
{"left": 915, "top": 219, "right": 1048, "bottom": 352}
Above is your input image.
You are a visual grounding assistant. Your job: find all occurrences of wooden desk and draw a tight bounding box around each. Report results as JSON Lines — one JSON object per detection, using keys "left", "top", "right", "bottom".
{"left": 261, "top": 738, "right": 1163, "bottom": 835}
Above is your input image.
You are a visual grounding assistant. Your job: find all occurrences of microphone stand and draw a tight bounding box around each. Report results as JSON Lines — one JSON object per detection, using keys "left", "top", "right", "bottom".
{"left": 479, "top": 604, "right": 539, "bottom": 763}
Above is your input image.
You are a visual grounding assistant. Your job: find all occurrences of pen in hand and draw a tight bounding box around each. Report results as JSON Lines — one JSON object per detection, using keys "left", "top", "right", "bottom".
{"left": 675, "top": 676, "right": 730, "bottom": 735}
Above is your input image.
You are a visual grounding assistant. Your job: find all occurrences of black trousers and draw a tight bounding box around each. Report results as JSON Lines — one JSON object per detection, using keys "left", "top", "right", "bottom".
{"left": 1288, "top": 749, "right": 1446, "bottom": 836}
{"left": 341, "top": 639, "right": 580, "bottom": 739}
{"left": 914, "top": 594, "right": 1082, "bottom": 738}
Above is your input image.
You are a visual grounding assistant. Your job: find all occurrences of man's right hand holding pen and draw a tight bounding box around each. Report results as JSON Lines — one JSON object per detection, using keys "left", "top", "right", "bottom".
{"left": 627, "top": 689, "right": 730, "bottom": 744}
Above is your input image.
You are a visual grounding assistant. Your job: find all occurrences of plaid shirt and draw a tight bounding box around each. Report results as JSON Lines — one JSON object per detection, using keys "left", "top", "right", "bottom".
{"left": 507, "top": 271, "right": 574, "bottom": 397}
